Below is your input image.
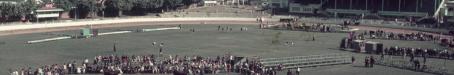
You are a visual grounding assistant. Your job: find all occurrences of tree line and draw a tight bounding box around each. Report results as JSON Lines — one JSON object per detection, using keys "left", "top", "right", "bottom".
{"left": 0, "top": 0, "right": 202, "bottom": 21}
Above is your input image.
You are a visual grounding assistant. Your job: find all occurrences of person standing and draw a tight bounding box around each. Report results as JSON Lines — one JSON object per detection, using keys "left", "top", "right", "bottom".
{"left": 113, "top": 43, "right": 117, "bottom": 52}
{"left": 159, "top": 47, "right": 162, "bottom": 55}
{"left": 226, "top": 26, "right": 229, "bottom": 31}
{"left": 152, "top": 42, "right": 156, "bottom": 46}
{"left": 8, "top": 69, "right": 13, "bottom": 75}
{"left": 365, "top": 56, "right": 369, "bottom": 67}
{"left": 312, "top": 34, "right": 316, "bottom": 41}
{"left": 178, "top": 24, "right": 182, "bottom": 29}
{"left": 159, "top": 43, "right": 164, "bottom": 55}
{"left": 370, "top": 56, "right": 375, "bottom": 67}
{"left": 159, "top": 43, "right": 164, "bottom": 48}
{"left": 287, "top": 69, "right": 293, "bottom": 75}
{"left": 218, "top": 25, "right": 221, "bottom": 31}
{"left": 351, "top": 56, "right": 355, "bottom": 65}
{"left": 415, "top": 59, "right": 420, "bottom": 70}
{"left": 296, "top": 68, "right": 300, "bottom": 75}
{"left": 380, "top": 52, "right": 385, "bottom": 61}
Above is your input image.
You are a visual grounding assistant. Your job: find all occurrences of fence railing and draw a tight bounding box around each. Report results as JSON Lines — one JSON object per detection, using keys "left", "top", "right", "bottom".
{"left": 376, "top": 56, "right": 451, "bottom": 75}
{"left": 260, "top": 53, "right": 351, "bottom": 69}
{"left": 260, "top": 53, "right": 348, "bottom": 61}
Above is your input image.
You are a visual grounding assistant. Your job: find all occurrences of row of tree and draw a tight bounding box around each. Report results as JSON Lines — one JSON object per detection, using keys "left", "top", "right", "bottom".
{"left": 0, "top": 0, "right": 201, "bottom": 21}
{"left": 55, "top": 0, "right": 202, "bottom": 18}
{"left": 0, "top": 0, "right": 38, "bottom": 21}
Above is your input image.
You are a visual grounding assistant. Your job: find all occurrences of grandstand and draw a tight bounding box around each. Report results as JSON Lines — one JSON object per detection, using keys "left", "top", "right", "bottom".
{"left": 435, "top": 0, "right": 454, "bottom": 23}
{"left": 265, "top": 0, "right": 454, "bottom": 28}
{"left": 287, "top": 0, "right": 440, "bottom": 17}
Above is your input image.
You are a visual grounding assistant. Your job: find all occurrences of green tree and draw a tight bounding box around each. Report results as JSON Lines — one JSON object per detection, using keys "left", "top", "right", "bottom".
{"left": 97, "top": 1, "right": 106, "bottom": 17}
{"left": 54, "top": 0, "right": 75, "bottom": 11}
{"left": 163, "top": 0, "right": 183, "bottom": 11}
{"left": 148, "top": 0, "right": 164, "bottom": 12}
{"left": 106, "top": 0, "right": 133, "bottom": 16}
{"left": 40, "top": 0, "right": 52, "bottom": 4}
{"left": 0, "top": 3, "right": 10, "bottom": 17}
{"left": 135, "top": 0, "right": 163, "bottom": 10}
{"left": 74, "top": 0, "right": 99, "bottom": 18}
{"left": 0, "top": 2, "right": 25, "bottom": 17}
{"left": 0, "top": 3, "right": 4, "bottom": 17}
{"left": 22, "top": 0, "right": 38, "bottom": 15}
{"left": 183, "top": 0, "right": 201, "bottom": 6}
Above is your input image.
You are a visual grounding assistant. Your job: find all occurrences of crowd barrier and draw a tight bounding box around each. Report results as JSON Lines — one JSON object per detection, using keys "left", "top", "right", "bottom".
{"left": 260, "top": 53, "right": 351, "bottom": 69}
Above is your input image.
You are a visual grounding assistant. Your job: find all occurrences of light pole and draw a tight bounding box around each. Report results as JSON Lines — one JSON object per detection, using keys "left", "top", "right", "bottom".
{"left": 442, "top": 50, "right": 447, "bottom": 75}
{"left": 71, "top": 6, "right": 77, "bottom": 20}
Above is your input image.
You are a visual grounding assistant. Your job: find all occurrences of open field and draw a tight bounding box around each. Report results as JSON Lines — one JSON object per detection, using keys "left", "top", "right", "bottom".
{"left": 0, "top": 24, "right": 452, "bottom": 75}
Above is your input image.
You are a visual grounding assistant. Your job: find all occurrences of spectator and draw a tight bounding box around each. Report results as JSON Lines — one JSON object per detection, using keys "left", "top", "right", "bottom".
{"left": 370, "top": 56, "right": 375, "bottom": 67}
{"left": 287, "top": 69, "right": 293, "bottom": 75}
{"left": 296, "top": 68, "right": 300, "bottom": 75}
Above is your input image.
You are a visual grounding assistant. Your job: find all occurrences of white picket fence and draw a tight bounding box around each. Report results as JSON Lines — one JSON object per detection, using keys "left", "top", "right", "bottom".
{"left": 260, "top": 53, "right": 351, "bottom": 69}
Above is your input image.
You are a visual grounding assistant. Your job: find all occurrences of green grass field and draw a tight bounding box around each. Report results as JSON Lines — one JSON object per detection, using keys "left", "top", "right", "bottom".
{"left": 0, "top": 24, "right": 451, "bottom": 75}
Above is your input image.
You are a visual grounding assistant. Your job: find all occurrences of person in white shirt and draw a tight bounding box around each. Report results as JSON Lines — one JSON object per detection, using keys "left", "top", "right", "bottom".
{"left": 46, "top": 71, "right": 51, "bottom": 75}
{"left": 82, "top": 64, "right": 87, "bottom": 74}
{"left": 63, "top": 64, "right": 67, "bottom": 71}
{"left": 77, "top": 67, "right": 82, "bottom": 74}
{"left": 84, "top": 59, "right": 89, "bottom": 64}
{"left": 297, "top": 68, "right": 301, "bottom": 75}
{"left": 117, "top": 67, "right": 123, "bottom": 74}
{"left": 38, "top": 68, "right": 43, "bottom": 75}
{"left": 12, "top": 70, "right": 18, "bottom": 75}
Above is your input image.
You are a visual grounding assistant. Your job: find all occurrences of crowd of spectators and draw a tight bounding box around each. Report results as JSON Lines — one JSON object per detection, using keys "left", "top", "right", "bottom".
{"left": 236, "top": 58, "right": 276, "bottom": 75}
{"left": 9, "top": 54, "right": 241, "bottom": 75}
{"left": 9, "top": 54, "right": 309, "bottom": 75}
{"left": 440, "top": 38, "right": 454, "bottom": 48}
{"left": 357, "top": 30, "right": 439, "bottom": 41}
{"left": 381, "top": 46, "right": 454, "bottom": 60}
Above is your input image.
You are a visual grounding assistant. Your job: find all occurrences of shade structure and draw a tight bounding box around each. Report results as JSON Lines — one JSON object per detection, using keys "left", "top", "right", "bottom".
{"left": 365, "top": 41, "right": 383, "bottom": 54}
{"left": 352, "top": 40, "right": 365, "bottom": 53}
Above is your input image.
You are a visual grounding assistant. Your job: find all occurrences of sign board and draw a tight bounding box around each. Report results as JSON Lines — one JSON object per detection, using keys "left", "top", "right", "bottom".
{"left": 81, "top": 28, "right": 92, "bottom": 37}
{"left": 204, "top": 1, "right": 217, "bottom": 4}
{"left": 36, "top": 13, "right": 60, "bottom": 18}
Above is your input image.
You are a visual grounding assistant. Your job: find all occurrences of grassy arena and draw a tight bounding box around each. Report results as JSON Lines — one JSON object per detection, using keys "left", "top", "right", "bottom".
{"left": 0, "top": 24, "right": 451, "bottom": 75}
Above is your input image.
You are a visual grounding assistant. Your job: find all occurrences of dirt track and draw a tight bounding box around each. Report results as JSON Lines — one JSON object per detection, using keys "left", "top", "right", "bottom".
{"left": 0, "top": 19, "right": 452, "bottom": 40}
{"left": 0, "top": 21, "right": 263, "bottom": 36}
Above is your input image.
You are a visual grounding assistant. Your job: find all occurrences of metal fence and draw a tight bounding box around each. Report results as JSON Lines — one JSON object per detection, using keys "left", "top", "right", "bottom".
{"left": 376, "top": 55, "right": 451, "bottom": 75}
{"left": 260, "top": 53, "right": 351, "bottom": 69}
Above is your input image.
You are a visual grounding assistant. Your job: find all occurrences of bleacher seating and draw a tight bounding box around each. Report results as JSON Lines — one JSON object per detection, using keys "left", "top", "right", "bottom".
{"left": 260, "top": 53, "right": 351, "bottom": 69}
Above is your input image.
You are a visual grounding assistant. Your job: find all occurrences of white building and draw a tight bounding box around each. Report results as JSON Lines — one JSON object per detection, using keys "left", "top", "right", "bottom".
{"left": 267, "top": 0, "right": 288, "bottom": 8}
{"left": 204, "top": 0, "right": 218, "bottom": 6}
{"left": 289, "top": 3, "right": 319, "bottom": 14}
